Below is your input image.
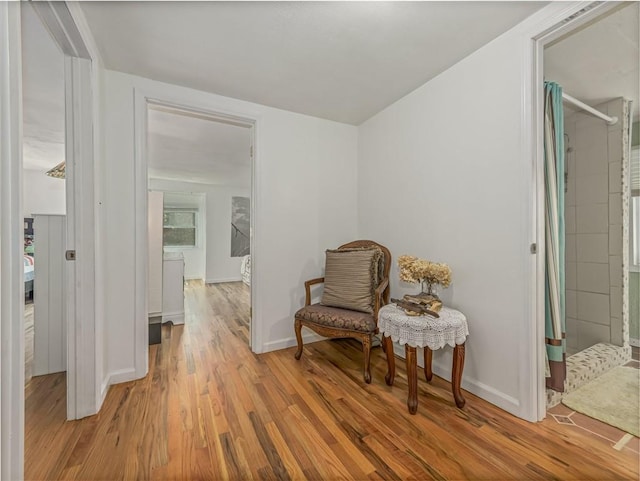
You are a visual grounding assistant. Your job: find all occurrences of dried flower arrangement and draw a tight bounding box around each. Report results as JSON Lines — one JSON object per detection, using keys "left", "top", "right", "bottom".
{"left": 398, "top": 255, "right": 452, "bottom": 294}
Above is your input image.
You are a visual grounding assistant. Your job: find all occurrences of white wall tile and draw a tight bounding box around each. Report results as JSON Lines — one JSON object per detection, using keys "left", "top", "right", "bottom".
{"left": 565, "top": 205, "right": 576, "bottom": 234}
{"left": 577, "top": 291, "right": 610, "bottom": 325}
{"left": 576, "top": 174, "right": 608, "bottom": 205}
{"left": 609, "top": 161, "right": 622, "bottom": 193}
{"left": 611, "top": 317, "right": 623, "bottom": 346}
{"left": 566, "top": 177, "right": 576, "bottom": 207}
{"left": 566, "top": 262, "right": 577, "bottom": 290}
{"left": 576, "top": 203, "right": 608, "bottom": 233}
{"left": 603, "top": 98, "right": 623, "bottom": 119}
{"left": 604, "top": 99, "right": 623, "bottom": 134}
{"left": 566, "top": 317, "right": 578, "bottom": 349}
{"left": 609, "top": 193, "right": 622, "bottom": 225}
{"left": 575, "top": 121, "right": 607, "bottom": 177}
{"left": 564, "top": 114, "right": 576, "bottom": 139}
{"left": 566, "top": 346, "right": 579, "bottom": 357}
{"left": 610, "top": 286, "right": 622, "bottom": 319}
{"left": 577, "top": 234, "right": 608, "bottom": 263}
{"left": 566, "top": 289, "right": 577, "bottom": 319}
{"left": 577, "top": 262, "right": 610, "bottom": 294}
{"left": 577, "top": 320, "right": 611, "bottom": 350}
{"left": 567, "top": 147, "right": 576, "bottom": 178}
{"left": 566, "top": 234, "right": 576, "bottom": 262}
{"left": 608, "top": 130, "right": 622, "bottom": 161}
{"left": 609, "top": 256, "right": 622, "bottom": 287}
{"left": 609, "top": 224, "right": 622, "bottom": 255}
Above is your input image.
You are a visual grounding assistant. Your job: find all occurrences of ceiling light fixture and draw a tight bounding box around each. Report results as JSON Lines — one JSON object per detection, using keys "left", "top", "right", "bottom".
{"left": 45, "top": 161, "right": 66, "bottom": 179}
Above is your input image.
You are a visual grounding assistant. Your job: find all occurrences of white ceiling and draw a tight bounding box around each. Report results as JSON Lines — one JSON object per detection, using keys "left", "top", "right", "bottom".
{"left": 22, "top": 1, "right": 638, "bottom": 186}
{"left": 545, "top": 3, "right": 639, "bottom": 119}
{"left": 21, "top": 3, "right": 65, "bottom": 171}
{"left": 148, "top": 107, "right": 251, "bottom": 185}
{"left": 80, "top": 1, "right": 546, "bottom": 125}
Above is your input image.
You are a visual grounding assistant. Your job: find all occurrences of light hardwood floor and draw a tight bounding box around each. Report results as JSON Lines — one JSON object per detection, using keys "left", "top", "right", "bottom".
{"left": 25, "top": 282, "right": 639, "bottom": 480}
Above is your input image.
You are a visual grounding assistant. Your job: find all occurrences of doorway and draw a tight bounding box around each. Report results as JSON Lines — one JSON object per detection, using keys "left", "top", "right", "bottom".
{"left": 21, "top": 0, "right": 68, "bottom": 386}
{"left": 536, "top": 2, "right": 638, "bottom": 432}
{"left": 134, "top": 95, "right": 257, "bottom": 375}
{"left": 146, "top": 104, "right": 253, "bottom": 341}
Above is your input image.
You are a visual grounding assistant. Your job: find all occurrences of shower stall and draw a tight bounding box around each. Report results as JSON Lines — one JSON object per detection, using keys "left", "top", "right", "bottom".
{"left": 563, "top": 97, "right": 632, "bottom": 357}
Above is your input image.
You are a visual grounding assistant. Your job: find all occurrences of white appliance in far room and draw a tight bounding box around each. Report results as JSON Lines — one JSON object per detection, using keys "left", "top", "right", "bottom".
{"left": 162, "top": 251, "right": 185, "bottom": 325}
{"left": 148, "top": 191, "right": 164, "bottom": 317}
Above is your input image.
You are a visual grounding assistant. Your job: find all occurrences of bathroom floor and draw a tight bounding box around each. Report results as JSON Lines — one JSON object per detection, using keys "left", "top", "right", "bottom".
{"left": 547, "top": 347, "right": 639, "bottom": 455}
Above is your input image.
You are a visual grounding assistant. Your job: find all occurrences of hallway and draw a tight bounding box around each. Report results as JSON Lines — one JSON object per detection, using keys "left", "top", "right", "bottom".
{"left": 25, "top": 282, "right": 638, "bottom": 480}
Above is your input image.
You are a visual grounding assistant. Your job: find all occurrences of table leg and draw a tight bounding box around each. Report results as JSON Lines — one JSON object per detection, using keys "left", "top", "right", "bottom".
{"left": 405, "top": 345, "right": 418, "bottom": 415}
{"left": 383, "top": 335, "right": 395, "bottom": 386}
{"left": 424, "top": 347, "right": 433, "bottom": 382}
{"left": 452, "top": 343, "right": 466, "bottom": 408}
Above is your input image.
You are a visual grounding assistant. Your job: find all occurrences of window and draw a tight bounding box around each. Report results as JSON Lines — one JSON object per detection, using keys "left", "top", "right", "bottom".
{"left": 632, "top": 197, "right": 640, "bottom": 268}
{"left": 631, "top": 147, "right": 639, "bottom": 270}
{"left": 163, "top": 209, "right": 197, "bottom": 247}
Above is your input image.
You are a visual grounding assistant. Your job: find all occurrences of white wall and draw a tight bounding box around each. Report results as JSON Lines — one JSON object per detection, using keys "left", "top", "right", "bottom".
{"left": 102, "top": 69, "right": 358, "bottom": 377}
{"left": 204, "top": 187, "right": 249, "bottom": 283}
{"left": 22, "top": 168, "right": 66, "bottom": 217}
{"left": 357, "top": 12, "right": 551, "bottom": 420}
{"left": 150, "top": 179, "right": 250, "bottom": 283}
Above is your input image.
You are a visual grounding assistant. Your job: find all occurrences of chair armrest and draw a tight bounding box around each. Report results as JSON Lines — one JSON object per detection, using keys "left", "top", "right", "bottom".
{"left": 304, "top": 277, "right": 325, "bottom": 306}
{"left": 373, "top": 277, "right": 389, "bottom": 317}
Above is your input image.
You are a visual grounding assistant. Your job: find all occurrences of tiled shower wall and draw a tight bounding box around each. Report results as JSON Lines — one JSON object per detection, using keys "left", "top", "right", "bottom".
{"left": 565, "top": 98, "right": 625, "bottom": 354}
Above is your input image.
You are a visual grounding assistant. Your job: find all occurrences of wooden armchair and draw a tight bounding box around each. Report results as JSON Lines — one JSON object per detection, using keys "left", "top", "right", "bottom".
{"left": 294, "top": 240, "right": 391, "bottom": 383}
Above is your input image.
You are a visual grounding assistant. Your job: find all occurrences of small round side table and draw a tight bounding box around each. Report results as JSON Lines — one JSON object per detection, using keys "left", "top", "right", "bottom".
{"left": 379, "top": 303, "right": 469, "bottom": 414}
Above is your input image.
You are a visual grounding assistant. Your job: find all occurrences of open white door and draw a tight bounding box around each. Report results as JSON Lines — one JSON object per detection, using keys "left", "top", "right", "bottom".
{"left": 31, "top": 0, "right": 98, "bottom": 420}
{"left": 63, "top": 55, "right": 93, "bottom": 420}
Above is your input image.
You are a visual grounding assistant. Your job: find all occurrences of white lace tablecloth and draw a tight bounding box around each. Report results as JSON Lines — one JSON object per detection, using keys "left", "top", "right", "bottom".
{"left": 379, "top": 303, "right": 469, "bottom": 349}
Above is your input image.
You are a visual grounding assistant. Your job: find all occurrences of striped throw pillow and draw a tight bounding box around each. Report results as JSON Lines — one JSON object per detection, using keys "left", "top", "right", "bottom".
{"left": 321, "top": 248, "right": 382, "bottom": 314}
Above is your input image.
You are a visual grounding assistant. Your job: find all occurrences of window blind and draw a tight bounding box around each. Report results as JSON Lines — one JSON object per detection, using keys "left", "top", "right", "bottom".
{"left": 632, "top": 147, "right": 639, "bottom": 196}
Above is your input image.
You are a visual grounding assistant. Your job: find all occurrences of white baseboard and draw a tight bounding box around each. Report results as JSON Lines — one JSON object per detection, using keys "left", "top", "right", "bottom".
{"left": 106, "top": 368, "right": 137, "bottom": 386}
{"left": 101, "top": 367, "right": 145, "bottom": 405}
{"left": 162, "top": 311, "right": 185, "bottom": 325}
{"left": 99, "top": 375, "right": 110, "bottom": 406}
{"left": 630, "top": 338, "right": 640, "bottom": 348}
{"left": 262, "top": 332, "right": 327, "bottom": 352}
{"left": 391, "top": 344, "right": 521, "bottom": 417}
{"left": 184, "top": 275, "right": 204, "bottom": 281}
{"left": 206, "top": 277, "right": 242, "bottom": 284}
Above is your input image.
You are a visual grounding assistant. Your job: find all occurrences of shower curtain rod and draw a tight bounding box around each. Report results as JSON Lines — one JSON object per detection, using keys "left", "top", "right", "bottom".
{"left": 562, "top": 92, "right": 618, "bottom": 126}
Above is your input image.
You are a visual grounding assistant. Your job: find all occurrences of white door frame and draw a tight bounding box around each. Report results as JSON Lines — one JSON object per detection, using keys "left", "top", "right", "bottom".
{"left": 1, "top": 1, "right": 99, "bottom": 478}
{"left": 525, "top": 1, "right": 624, "bottom": 421}
{"left": 133, "top": 88, "right": 260, "bottom": 380}
{"left": 0, "top": 3, "right": 25, "bottom": 478}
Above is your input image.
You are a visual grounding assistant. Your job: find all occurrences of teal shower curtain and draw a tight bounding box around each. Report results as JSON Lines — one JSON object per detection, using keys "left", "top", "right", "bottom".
{"left": 544, "top": 81, "right": 566, "bottom": 392}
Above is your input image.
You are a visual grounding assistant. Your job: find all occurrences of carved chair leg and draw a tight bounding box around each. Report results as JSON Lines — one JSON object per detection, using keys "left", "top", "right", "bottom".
{"left": 383, "top": 335, "right": 395, "bottom": 386}
{"left": 362, "top": 335, "right": 372, "bottom": 384}
{"left": 294, "top": 318, "right": 303, "bottom": 360}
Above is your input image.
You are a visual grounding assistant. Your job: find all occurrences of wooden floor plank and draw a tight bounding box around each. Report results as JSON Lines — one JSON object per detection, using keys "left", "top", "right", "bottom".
{"left": 24, "top": 281, "right": 639, "bottom": 480}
